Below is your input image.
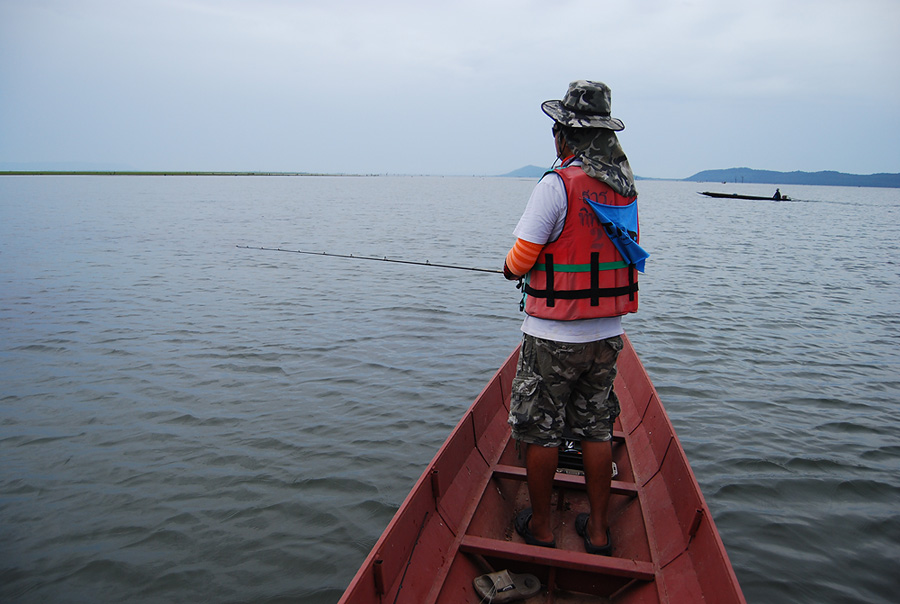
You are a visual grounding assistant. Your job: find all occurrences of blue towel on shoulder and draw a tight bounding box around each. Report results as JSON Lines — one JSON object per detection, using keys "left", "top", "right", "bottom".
{"left": 586, "top": 199, "right": 649, "bottom": 273}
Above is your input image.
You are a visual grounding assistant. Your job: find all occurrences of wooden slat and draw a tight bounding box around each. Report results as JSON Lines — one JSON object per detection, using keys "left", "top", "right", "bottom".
{"left": 459, "top": 535, "right": 656, "bottom": 582}
{"left": 492, "top": 464, "right": 639, "bottom": 498}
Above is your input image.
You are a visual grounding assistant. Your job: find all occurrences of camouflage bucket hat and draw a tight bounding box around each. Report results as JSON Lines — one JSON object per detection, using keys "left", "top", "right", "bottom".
{"left": 542, "top": 80, "right": 625, "bottom": 131}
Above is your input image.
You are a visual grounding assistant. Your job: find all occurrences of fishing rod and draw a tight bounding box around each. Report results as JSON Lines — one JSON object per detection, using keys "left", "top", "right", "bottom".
{"left": 236, "top": 245, "right": 504, "bottom": 274}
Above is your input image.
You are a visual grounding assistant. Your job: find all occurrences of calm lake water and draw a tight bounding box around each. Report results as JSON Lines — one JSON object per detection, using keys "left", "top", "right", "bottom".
{"left": 1, "top": 175, "right": 898, "bottom": 603}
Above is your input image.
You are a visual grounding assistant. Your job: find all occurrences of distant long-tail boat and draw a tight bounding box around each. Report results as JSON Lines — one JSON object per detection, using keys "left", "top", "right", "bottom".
{"left": 700, "top": 191, "right": 790, "bottom": 201}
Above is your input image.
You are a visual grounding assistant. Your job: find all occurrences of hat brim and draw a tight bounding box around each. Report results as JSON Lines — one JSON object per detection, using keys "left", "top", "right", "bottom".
{"left": 542, "top": 100, "right": 625, "bottom": 131}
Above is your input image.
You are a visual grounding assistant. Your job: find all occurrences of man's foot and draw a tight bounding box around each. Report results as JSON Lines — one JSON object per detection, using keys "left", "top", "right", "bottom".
{"left": 575, "top": 513, "right": 612, "bottom": 555}
{"left": 515, "top": 508, "right": 556, "bottom": 547}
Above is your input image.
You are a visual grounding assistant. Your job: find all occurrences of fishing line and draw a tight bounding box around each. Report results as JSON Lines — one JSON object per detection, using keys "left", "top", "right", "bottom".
{"left": 236, "top": 245, "right": 504, "bottom": 274}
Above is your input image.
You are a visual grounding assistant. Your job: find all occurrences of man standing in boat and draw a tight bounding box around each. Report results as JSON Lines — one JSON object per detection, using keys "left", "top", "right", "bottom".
{"left": 503, "top": 80, "right": 642, "bottom": 556}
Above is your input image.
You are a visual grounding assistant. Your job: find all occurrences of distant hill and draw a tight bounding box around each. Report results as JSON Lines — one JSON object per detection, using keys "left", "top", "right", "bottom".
{"left": 500, "top": 165, "right": 900, "bottom": 188}
{"left": 685, "top": 167, "right": 900, "bottom": 188}
{"left": 500, "top": 165, "right": 549, "bottom": 178}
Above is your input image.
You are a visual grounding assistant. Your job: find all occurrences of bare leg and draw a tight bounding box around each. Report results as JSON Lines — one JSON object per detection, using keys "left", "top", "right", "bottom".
{"left": 525, "top": 442, "right": 558, "bottom": 543}
{"left": 581, "top": 439, "right": 613, "bottom": 546}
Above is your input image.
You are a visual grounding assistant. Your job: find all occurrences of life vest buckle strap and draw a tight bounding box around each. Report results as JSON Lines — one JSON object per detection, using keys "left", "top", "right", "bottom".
{"left": 545, "top": 253, "right": 555, "bottom": 308}
{"left": 523, "top": 282, "right": 638, "bottom": 301}
{"left": 628, "top": 265, "right": 636, "bottom": 301}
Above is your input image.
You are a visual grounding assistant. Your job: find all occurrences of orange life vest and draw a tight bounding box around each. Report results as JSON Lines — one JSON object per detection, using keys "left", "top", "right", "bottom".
{"left": 523, "top": 166, "right": 639, "bottom": 320}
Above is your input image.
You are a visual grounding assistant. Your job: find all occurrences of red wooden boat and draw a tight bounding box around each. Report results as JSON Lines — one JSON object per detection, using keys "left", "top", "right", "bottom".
{"left": 338, "top": 334, "right": 746, "bottom": 603}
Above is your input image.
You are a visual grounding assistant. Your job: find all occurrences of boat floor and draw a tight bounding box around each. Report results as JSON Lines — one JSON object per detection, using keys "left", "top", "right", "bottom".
{"left": 456, "top": 440, "right": 660, "bottom": 602}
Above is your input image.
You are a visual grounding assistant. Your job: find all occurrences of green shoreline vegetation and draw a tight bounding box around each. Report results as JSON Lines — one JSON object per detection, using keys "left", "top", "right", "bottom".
{"left": 0, "top": 171, "right": 352, "bottom": 176}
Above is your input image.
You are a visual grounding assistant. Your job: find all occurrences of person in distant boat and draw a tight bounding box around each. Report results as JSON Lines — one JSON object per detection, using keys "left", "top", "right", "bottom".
{"left": 502, "top": 81, "right": 640, "bottom": 556}
{"left": 773, "top": 188, "right": 782, "bottom": 200}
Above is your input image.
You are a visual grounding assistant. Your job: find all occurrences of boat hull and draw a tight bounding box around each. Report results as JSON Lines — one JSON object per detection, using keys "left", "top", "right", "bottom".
{"left": 699, "top": 191, "right": 789, "bottom": 201}
{"left": 338, "top": 335, "right": 746, "bottom": 603}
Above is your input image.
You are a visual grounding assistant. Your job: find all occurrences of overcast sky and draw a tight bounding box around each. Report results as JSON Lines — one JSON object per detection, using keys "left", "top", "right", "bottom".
{"left": 1, "top": 0, "right": 898, "bottom": 178}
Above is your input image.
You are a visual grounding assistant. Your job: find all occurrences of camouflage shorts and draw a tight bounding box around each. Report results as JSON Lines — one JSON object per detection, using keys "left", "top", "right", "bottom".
{"left": 508, "top": 334, "right": 623, "bottom": 447}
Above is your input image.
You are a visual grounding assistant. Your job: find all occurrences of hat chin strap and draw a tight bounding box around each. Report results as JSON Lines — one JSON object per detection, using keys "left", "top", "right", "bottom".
{"left": 553, "top": 130, "right": 574, "bottom": 167}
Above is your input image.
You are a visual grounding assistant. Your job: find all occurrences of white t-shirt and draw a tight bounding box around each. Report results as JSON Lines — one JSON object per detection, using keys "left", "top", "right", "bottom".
{"left": 513, "top": 164, "right": 624, "bottom": 344}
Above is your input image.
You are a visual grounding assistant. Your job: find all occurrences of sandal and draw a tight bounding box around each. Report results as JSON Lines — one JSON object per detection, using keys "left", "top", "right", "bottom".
{"left": 473, "top": 569, "right": 541, "bottom": 603}
{"left": 575, "top": 513, "right": 612, "bottom": 556}
{"left": 514, "top": 508, "right": 555, "bottom": 548}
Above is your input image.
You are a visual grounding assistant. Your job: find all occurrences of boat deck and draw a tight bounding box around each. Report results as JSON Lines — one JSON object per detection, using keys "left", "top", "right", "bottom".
{"left": 338, "top": 335, "right": 746, "bottom": 603}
